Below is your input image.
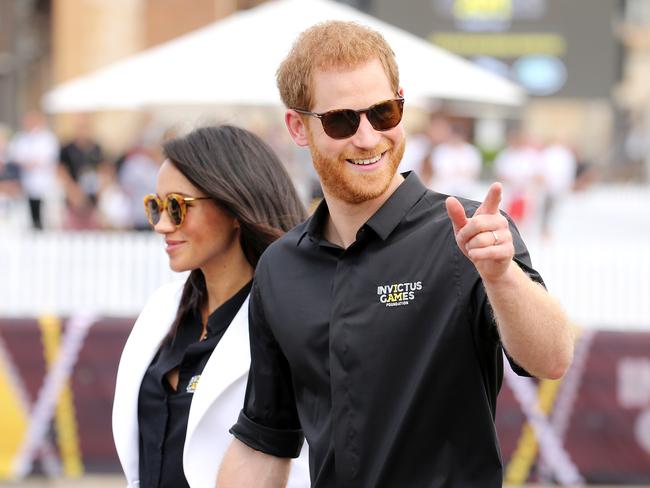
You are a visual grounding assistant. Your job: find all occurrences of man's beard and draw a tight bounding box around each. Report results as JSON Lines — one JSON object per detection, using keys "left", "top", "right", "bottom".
{"left": 308, "top": 132, "right": 405, "bottom": 205}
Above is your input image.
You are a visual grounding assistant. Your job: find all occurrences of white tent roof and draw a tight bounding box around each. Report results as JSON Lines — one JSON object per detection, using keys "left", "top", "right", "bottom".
{"left": 42, "top": 0, "right": 526, "bottom": 112}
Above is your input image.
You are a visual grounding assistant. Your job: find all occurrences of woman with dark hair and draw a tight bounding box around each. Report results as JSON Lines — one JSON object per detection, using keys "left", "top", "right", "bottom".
{"left": 112, "top": 125, "right": 309, "bottom": 488}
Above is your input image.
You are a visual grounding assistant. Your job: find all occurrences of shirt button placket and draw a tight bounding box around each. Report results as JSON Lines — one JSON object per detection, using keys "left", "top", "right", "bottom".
{"left": 329, "top": 249, "right": 360, "bottom": 485}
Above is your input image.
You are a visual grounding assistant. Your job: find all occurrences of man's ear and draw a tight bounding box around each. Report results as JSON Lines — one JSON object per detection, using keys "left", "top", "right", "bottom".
{"left": 285, "top": 110, "right": 310, "bottom": 147}
{"left": 398, "top": 86, "right": 404, "bottom": 97}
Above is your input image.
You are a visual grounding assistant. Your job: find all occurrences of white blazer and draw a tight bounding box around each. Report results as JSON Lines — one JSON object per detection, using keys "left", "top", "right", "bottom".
{"left": 112, "top": 281, "right": 310, "bottom": 488}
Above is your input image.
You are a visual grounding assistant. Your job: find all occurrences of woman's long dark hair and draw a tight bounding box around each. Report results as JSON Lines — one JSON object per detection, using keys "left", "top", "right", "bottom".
{"left": 162, "top": 124, "right": 306, "bottom": 335}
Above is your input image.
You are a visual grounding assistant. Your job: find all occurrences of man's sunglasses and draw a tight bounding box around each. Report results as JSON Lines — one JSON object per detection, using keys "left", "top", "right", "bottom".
{"left": 143, "top": 193, "right": 211, "bottom": 227}
{"left": 293, "top": 97, "right": 404, "bottom": 140}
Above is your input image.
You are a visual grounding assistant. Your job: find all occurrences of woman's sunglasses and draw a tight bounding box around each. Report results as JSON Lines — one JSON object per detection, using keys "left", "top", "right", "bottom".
{"left": 293, "top": 97, "right": 404, "bottom": 140}
{"left": 143, "top": 193, "right": 211, "bottom": 227}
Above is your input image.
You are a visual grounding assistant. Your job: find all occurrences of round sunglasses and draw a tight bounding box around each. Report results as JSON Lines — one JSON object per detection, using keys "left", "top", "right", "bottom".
{"left": 293, "top": 96, "right": 404, "bottom": 140}
{"left": 143, "top": 193, "right": 211, "bottom": 227}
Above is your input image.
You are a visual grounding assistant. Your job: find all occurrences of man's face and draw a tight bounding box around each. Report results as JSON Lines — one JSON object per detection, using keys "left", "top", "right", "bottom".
{"left": 305, "top": 58, "right": 405, "bottom": 205}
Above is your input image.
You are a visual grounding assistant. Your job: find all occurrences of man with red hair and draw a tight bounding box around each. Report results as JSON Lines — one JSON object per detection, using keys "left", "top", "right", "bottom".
{"left": 218, "top": 21, "right": 574, "bottom": 488}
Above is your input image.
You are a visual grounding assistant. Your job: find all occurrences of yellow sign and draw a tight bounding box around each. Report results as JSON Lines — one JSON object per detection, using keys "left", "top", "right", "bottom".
{"left": 453, "top": 0, "right": 513, "bottom": 21}
{"left": 430, "top": 32, "right": 566, "bottom": 57}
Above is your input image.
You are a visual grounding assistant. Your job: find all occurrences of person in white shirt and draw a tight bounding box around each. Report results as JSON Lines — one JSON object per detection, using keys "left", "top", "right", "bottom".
{"left": 399, "top": 114, "right": 452, "bottom": 187}
{"left": 538, "top": 140, "right": 577, "bottom": 238}
{"left": 493, "top": 129, "right": 541, "bottom": 228}
{"left": 430, "top": 123, "right": 482, "bottom": 198}
{"left": 8, "top": 110, "right": 59, "bottom": 229}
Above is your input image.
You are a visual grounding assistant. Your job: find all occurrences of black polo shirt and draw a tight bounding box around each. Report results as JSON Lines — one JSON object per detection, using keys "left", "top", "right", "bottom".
{"left": 138, "top": 281, "right": 250, "bottom": 488}
{"left": 231, "top": 173, "right": 540, "bottom": 488}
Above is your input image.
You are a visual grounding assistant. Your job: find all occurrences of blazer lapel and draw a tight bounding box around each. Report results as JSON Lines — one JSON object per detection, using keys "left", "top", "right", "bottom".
{"left": 185, "top": 295, "right": 250, "bottom": 444}
{"left": 112, "top": 282, "right": 183, "bottom": 484}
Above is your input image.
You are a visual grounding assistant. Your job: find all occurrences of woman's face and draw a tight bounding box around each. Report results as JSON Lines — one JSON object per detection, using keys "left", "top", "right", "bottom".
{"left": 153, "top": 160, "right": 241, "bottom": 274}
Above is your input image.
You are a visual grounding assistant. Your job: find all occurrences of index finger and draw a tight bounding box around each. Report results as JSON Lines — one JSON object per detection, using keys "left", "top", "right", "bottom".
{"left": 475, "top": 182, "right": 502, "bottom": 216}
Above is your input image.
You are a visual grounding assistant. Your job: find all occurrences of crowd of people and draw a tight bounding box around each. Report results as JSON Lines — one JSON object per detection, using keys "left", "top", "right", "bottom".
{"left": 399, "top": 115, "right": 592, "bottom": 239}
{"left": 0, "top": 110, "right": 176, "bottom": 232}
{"left": 0, "top": 107, "right": 592, "bottom": 239}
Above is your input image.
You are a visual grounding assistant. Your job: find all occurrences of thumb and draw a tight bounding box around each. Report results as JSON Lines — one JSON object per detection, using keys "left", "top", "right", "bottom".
{"left": 445, "top": 196, "right": 468, "bottom": 234}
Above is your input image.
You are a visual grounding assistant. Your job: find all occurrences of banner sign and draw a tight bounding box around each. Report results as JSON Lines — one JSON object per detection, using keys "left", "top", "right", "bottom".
{"left": 370, "top": 0, "right": 619, "bottom": 98}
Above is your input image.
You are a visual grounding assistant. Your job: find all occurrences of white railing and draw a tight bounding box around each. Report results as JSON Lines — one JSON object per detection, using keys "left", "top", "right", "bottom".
{"left": 1, "top": 231, "right": 184, "bottom": 318}
{"left": 1, "top": 231, "right": 649, "bottom": 329}
{"left": 2, "top": 183, "right": 649, "bottom": 326}
{"left": 529, "top": 241, "right": 650, "bottom": 330}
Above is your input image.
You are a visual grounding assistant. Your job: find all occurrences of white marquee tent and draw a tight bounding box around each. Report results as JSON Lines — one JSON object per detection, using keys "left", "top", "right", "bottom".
{"left": 42, "top": 0, "right": 526, "bottom": 112}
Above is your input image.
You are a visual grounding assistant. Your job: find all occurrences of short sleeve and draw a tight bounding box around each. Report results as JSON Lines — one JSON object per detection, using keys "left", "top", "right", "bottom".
{"left": 229, "top": 272, "right": 304, "bottom": 458}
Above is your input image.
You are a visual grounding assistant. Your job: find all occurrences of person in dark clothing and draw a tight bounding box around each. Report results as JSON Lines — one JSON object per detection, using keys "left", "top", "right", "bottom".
{"left": 218, "top": 21, "right": 575, "bottom": 488}
{"left": 0, "top": 152, "right": 21, "bottom": 197}
{"left": 113, "top": 125, "right": 310, "bottom": 488}
{"left": 59, "top": 115, "right": 104, "bottom": 229}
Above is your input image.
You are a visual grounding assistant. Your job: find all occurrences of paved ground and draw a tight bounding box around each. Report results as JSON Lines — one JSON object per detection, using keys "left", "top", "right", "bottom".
{"left": 0, "top": 476, "right": 124, "bottom": 487}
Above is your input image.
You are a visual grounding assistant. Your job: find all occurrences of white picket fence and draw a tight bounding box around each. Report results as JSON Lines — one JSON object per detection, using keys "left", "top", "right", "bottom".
{"left": 1, "top": 231, "right": 184, "bottom": 318}
{"left": 528, "top": 241, "right": 650, "bottom": 330}
{"left": 0, "top": 229, "right": 649, "bottom": 329}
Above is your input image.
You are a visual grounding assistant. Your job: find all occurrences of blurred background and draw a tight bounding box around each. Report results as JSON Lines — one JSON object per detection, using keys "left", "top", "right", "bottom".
{"left": 0, "top": 0, "right": 649, "bottom": 486}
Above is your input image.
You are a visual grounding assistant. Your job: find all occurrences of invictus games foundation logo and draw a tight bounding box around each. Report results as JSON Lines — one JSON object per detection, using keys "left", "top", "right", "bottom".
{"left": 377, "top": 281, "right": 423, "bottom": 307}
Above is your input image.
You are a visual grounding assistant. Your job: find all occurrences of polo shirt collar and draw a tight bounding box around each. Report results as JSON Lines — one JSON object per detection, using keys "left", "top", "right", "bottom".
{"left": 298, "top": 171, "right": 427, "bottom": 245}
{"left": 304, "top": 198, "right": 328, "bottom": 242}
{"left": 364, "top": 171, "right": 427, "bottom": 240}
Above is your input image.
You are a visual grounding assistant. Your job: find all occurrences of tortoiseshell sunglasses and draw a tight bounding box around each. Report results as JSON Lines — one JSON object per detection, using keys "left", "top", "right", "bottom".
{"left": 143, "top": 193, "right": 211, "bottom": 227}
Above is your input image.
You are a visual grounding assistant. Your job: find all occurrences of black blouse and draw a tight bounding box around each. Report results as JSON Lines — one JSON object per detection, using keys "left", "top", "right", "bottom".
{"left": 137, "top": 281, "right": 251, "bottom": 488}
